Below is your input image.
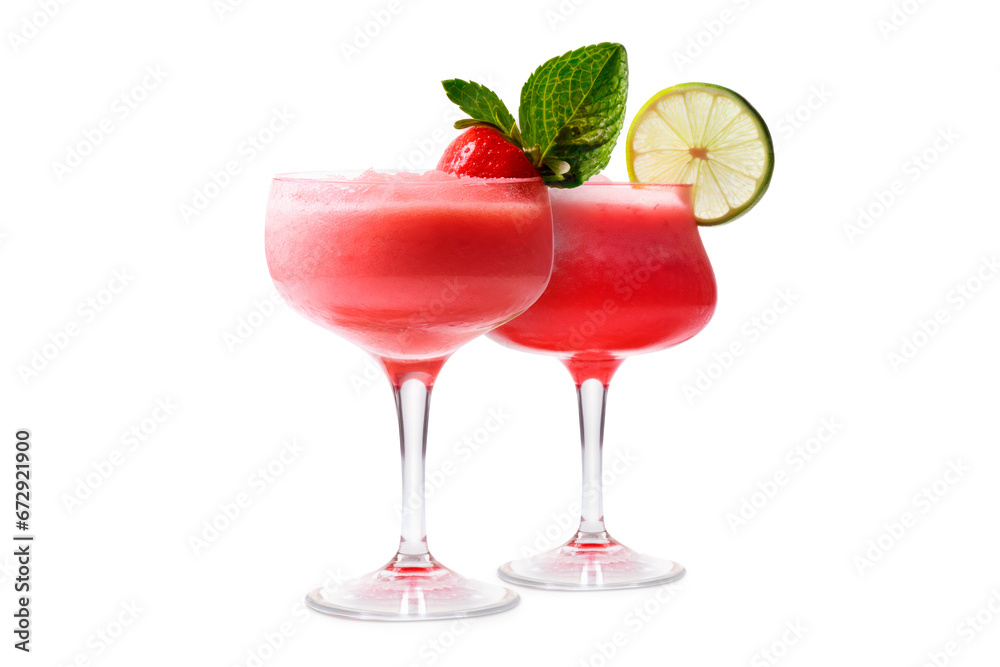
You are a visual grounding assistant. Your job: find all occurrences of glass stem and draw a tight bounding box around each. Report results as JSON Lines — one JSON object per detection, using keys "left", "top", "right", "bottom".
{"left": 576, "top": 378, "right": 609, "bottom": 540}
{"left": 394, "top": 376, "right": 432, "bottom": 562}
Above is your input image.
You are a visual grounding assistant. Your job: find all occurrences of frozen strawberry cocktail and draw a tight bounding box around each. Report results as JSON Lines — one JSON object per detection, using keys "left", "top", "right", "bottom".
{"left": 266, "top": 170, "right": 552, "bottom": 381}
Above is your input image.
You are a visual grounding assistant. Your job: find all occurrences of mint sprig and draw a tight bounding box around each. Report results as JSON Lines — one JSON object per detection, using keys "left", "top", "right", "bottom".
{"left": 441, "top": 43, "right": 629, "bottom": 188}
{"left": 519, "top": 43, "right": 628, "bottom": 187}
{"left": 442, "top": 79, "right": 520, "bottom": 143}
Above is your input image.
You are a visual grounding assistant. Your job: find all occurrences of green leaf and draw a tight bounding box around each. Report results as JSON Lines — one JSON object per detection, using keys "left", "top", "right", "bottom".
{"left": 442, "top": 79, "right": 519, "bottom": 141}
{"left": 519, "top": 43, "right": 629, "bottom": 187}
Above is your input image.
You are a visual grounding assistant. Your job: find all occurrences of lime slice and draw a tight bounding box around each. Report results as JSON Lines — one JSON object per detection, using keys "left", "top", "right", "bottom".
{"left": 625, "top": 83, "right": 773, "bottom": 225}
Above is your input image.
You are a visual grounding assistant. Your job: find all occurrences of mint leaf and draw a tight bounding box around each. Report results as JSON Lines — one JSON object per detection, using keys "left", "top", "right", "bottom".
{"left": 442, "top": 79, "right": 519, "bottom": 141}
{"left": 519, "top": 43, "right": 628, "bottom": 187}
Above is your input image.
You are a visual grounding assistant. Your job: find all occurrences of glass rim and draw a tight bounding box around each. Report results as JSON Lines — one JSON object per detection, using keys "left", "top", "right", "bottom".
{"left": 271, "top": 170, "right": 692, "bottom": 188}
{"left": 272, "top": 170, "right": 544, "bottom": 185}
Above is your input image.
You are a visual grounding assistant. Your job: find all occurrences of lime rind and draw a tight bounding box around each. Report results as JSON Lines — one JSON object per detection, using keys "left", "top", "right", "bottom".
{"left": 626, "top": 82, "right": 773, "bottom": 226}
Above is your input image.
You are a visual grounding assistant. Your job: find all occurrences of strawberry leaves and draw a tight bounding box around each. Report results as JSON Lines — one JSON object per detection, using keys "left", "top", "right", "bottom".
{"left": 442, "top": 79, "right": 519, "bottom": 142}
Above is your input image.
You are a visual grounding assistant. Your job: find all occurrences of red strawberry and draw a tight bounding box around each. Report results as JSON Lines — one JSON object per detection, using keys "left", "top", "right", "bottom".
{"left": 437, "top": 126, "right": 538, "bottom": 179}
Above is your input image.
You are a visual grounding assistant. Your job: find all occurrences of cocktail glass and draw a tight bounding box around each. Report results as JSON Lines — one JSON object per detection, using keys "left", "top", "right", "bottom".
{"left": 265, "top": 171, "right": 553, "bottom": 618}
{"left": 488, "top": 181, "right": 717, "bottom": 589}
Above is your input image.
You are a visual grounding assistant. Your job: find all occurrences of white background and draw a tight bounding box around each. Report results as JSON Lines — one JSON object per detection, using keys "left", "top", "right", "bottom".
{"left": 3, "top": 0, "right": 999, "bottom": 665}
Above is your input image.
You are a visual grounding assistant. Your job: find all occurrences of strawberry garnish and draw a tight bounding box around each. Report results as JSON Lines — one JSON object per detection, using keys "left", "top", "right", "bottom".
{"left": 437, "top": 126, "right": 539, "bottom": 179}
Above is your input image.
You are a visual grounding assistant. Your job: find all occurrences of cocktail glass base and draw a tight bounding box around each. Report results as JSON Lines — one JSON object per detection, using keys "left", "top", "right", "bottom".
{"left": 498, "top": 534, "right": 685, "bottom": 590}
{"left": 306, "top": 554, "right": 520, "bottom": 621}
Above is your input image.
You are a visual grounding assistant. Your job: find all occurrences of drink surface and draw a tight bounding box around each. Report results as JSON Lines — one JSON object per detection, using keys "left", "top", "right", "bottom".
{"left": 265, "top": 172, "right": 553, "bottom": 369}
{"left": 487, "top": 182, "right": 717, "bottom": 382}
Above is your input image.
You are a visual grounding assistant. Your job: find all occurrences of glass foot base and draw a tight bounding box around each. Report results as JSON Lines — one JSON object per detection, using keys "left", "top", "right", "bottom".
{"left": 498, "top": 534, "right": 685, "bottom": 590}
{"left": 306, "top": 554, "right": 520, "bottom": 621}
